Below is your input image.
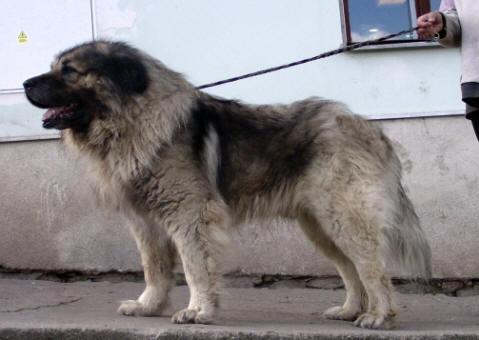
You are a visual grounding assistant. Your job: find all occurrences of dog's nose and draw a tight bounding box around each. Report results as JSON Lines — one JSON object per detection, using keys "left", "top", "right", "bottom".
{"left": 23, "top": 78, "right": 35, "bottom": 90}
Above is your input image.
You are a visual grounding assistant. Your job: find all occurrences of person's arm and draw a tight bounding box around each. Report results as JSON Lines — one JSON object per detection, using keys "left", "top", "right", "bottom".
{"left": 438, "top": 8, "right": 461, "bottom": 47}
{"left": 417, "top": 9, "right": 461, "bottom": 47}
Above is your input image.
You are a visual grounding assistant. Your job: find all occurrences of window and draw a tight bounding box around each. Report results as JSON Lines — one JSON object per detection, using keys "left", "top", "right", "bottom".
{"left": 341, "top": 0, "right": 442, "bottom": 46}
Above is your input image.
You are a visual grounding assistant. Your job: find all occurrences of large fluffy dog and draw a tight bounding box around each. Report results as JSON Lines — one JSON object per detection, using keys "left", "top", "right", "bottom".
{"left": 24, "top": 41, "right": 431, "bottom": 329}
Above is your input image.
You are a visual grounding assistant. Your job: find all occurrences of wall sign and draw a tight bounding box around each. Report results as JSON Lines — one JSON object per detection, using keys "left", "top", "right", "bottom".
{"left": 0, "top": 0, "right": 94, "bottom": 93}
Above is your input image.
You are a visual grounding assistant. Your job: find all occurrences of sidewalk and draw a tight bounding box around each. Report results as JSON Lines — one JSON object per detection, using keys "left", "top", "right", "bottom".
{"left": 1, "top": 279, "right": 479, "bottom": 339}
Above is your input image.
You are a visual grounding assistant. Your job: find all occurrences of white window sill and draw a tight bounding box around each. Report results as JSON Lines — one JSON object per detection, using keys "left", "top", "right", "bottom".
{"left": 346, "top": 40, "right": 442, "bottom": 52}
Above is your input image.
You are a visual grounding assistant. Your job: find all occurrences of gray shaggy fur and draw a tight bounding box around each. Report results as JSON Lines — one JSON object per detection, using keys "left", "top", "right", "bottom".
{"left": 23, "top": 41, "right": 431, "bottom": 329}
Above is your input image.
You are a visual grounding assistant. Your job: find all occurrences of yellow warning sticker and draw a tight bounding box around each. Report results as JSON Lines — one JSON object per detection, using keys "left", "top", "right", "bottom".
{"left": 18, "top": 31, "right": 28, "bottom": 44}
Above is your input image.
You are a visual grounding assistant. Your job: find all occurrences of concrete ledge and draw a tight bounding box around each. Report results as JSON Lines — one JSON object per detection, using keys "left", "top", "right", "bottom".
{"left": 1, "top": 279, "right": 479, "bottom": 339}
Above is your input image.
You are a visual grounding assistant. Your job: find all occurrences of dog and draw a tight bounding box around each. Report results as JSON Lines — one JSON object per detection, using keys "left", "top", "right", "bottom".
{"left": 23, "top": 41, "right": 431, "bottom": 329}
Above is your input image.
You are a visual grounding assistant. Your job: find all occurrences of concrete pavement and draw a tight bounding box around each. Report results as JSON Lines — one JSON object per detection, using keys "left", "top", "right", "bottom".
{"left": 1, "top": 279, "right": 479, "bottom": 339}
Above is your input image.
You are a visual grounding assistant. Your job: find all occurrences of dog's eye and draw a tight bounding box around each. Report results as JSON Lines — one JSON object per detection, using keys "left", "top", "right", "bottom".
{"left": 61, "top": 65, "right": 78, "bottom": 76}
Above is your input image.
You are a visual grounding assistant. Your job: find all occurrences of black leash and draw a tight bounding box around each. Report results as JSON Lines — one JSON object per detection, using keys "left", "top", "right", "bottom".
{"left": 196, "top": 27, "right": 419, "bottom": 90}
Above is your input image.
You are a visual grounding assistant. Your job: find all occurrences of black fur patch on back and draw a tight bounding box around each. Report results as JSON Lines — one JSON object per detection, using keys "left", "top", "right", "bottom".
{"left": 189, "top": 96, "right": 319, "bottom": 203}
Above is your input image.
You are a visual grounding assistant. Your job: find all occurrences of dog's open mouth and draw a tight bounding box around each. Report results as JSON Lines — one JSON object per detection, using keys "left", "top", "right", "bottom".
{"left": 42, "top": 104, "right": 79, "bottom": 129}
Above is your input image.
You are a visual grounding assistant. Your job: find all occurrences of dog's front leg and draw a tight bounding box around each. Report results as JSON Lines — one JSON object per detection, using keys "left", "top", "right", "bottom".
{"left": 167, "top": 199, "right": 229, "bottom": 325}
{"left": 118, "top": 219, "right": 175, "bottom": 316}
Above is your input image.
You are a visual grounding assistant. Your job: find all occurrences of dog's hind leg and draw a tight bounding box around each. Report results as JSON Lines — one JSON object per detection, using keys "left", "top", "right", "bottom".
{"left": 118, "top": 219, "right": 176, "bottom": 317}
{"left": 318, "top": 205, "right": 397, "bottom": 329}
{"left": 298, "top": 212, "right": 366, "bottom": 321}
{"left": 351, "top": 257, "right": 396, "bottom": 329}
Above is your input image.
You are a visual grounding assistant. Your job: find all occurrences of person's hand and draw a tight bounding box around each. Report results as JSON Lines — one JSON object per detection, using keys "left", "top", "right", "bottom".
{"left": 417, "top": 11, "right": 444, "bottom": 39}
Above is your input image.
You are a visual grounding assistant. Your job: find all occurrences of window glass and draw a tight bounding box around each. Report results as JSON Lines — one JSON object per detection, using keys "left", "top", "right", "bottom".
{"left": 431, "top": 0, "right": 443, "bottom": 11}
{"left": 347, "top": 0, "right": 415, "bottom": 42}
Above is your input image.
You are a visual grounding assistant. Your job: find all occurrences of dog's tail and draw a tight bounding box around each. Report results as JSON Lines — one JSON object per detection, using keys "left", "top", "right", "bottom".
{"left": 381, "top": 182, "right": 432, "bottom": 279}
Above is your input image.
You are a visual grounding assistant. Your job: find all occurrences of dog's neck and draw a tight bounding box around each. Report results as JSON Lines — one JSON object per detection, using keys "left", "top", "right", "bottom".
{"left": 63, "top": 89, "right": 197, "bottom": 184}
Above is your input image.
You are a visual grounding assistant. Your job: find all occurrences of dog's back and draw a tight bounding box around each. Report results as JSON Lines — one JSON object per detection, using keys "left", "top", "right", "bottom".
{"left": 187, "top": 96, "right": 348, "bottom": 218}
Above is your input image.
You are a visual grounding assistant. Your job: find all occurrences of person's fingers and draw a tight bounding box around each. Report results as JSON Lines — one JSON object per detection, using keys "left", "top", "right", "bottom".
{"left": 430, "top": 12, "right": 444, "bottom": 28}
{"left": 417, "top": 20, "right": 427, "bottom": 28}
{"left": 417, "top": 11, "right": 444, "bottom": 39}
{"left": 418, "top": 29, "right": 434, "bottom": 39}
{"left": 418, "top": 25, "right": 433, "bottom": 35}
{"left": 417, "top": 14, "right": 434, "bottom": 28}
{"left": 427, "top": 13, "right": 438, "bottom": 24}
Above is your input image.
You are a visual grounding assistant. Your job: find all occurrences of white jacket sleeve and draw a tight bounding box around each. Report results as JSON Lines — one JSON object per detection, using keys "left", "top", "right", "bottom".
{"left": 439, "top": 8, "right": 461, "bottom": 47}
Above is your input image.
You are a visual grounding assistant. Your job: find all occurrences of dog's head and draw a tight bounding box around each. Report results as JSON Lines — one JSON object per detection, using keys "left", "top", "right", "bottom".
{"left": 24, "top": 41, "right": 149, "bottom": 131}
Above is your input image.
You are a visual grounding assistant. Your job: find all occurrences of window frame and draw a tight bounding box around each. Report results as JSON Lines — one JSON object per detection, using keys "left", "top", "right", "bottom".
{"left": 339, "top": 0, "right": 439, "bottom": 50}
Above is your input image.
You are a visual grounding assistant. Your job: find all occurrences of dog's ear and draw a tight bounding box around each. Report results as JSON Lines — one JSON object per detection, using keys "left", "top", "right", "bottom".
{"left": 102, "top": 55, "right": 149, "bottom": 94}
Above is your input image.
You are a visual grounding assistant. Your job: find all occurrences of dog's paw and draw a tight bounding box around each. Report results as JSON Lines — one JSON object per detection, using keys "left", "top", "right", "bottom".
{"left": 117, "top": 300, "right": 162, "bottom": 317}
{"left": 323, "top": 306, "right": 361, "bottom": 321}
{"left": 171, "top": 308, "right": 213, "bottom": 324}
{"left": 354, "top": 313, "right": 394, "bottom": 329}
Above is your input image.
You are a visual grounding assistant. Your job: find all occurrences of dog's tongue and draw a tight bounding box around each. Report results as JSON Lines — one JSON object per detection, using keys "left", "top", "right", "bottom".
{"left": 42, "top": 108, "right": 59, "bottom": 121}
{"left": 42, "top": 105, "right": 75, "bottom": 121}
